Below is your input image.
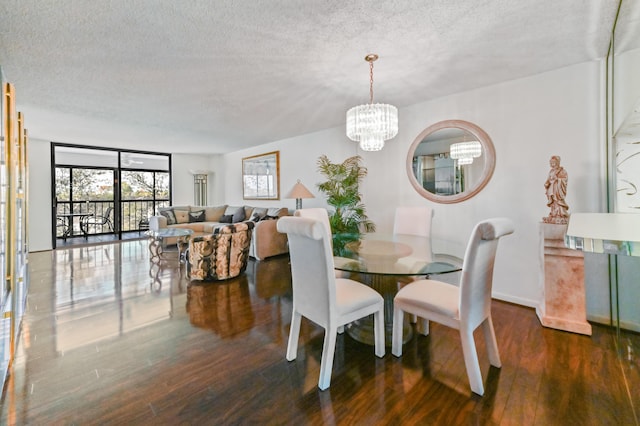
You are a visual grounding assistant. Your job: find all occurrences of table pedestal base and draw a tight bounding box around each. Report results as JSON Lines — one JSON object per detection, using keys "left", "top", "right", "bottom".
{"left": 345, "top": 273, "right": 412, "bottom": 346}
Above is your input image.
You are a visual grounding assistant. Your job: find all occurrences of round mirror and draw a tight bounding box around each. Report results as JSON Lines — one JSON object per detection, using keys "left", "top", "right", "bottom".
{"left": 406, "top": 119, "right": 496, "bottom": 204}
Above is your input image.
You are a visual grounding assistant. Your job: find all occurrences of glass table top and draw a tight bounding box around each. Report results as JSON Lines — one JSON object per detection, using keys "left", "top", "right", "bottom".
{"left": 146, "top": 228, "right": 194, "bottom": 239}
{"left": 333, "top": 233, "right": 462, "bottom": 276}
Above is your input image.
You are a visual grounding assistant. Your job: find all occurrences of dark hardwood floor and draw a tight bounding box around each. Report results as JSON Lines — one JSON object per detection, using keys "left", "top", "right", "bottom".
{"left": 1, "top": 240, "right": 638, "bottom": 425}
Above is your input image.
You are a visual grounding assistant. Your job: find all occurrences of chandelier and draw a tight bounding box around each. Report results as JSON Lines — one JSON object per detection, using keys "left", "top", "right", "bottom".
{"left": 450, "top": 141, "right": 481, "bottom": 164}
{"left": 346, "top": 54, "right": 398, "bottom": 152}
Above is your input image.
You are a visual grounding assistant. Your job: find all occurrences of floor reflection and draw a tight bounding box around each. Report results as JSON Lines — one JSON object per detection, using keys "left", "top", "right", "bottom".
{"left": 186, "top": 276, "right": 255, "bottom": 337}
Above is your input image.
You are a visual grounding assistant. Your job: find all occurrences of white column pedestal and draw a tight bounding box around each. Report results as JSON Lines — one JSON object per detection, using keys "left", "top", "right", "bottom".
{"left": 536, "top": 222, "right": 592, "bottom": 335}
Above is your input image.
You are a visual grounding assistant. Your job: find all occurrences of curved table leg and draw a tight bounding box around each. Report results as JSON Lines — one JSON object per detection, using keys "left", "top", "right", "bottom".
{"left": 148, "top": 237, "right": 164, "bottom": 263}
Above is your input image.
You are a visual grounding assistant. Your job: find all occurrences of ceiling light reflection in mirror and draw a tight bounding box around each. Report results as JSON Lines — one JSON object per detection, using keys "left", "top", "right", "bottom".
{"left": 406, "top": 120, "right": 496, "bottom": 204}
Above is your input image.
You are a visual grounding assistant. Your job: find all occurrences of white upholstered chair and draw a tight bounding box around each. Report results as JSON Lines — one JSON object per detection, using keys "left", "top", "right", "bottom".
{"left": 294, "top": 208, "right": 332, "bottom": 235}
{"left": 277, "top": 216, "right": 385, "bottom": 390}
{"left": 391, "top": 217, "right": 514, "bottom": 396}
{"left": 393, "top": 206, "right": 435, "bottom": 323}
{"left": 294, "top": 208, "right": 349, "bottom": 279}
{"left": 393, "top": 206, "right": 433, "bottom": 238}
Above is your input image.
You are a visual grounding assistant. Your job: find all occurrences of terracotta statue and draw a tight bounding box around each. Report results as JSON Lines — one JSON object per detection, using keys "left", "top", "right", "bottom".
{"left": 543, "top": 155, "right": 569, "bottom": 224}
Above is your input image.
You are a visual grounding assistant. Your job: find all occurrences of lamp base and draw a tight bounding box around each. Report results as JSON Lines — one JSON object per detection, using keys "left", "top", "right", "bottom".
{"left": 295, "top": 199, "right": 302, "bottom": 210}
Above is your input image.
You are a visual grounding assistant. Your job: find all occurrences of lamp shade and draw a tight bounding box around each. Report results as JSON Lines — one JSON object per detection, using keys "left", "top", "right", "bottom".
{"left": 286, "top": 180, "right": 315, "bottom": 209}
{"left": 285, "top": 180, "right": 314, "bottom": 199}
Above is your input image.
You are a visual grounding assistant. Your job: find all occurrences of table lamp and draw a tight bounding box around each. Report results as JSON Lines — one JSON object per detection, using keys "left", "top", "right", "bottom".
{"left": 285, "top": 179, "right": 315, "bottom": 210}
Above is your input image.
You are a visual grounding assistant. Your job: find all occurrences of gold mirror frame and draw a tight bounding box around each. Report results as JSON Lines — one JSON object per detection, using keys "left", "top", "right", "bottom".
{"left": 406, "top": 119, "right": 496, "bottom": 204}
{"left": 242, "top": 151, "right": 280, "bottom": 200}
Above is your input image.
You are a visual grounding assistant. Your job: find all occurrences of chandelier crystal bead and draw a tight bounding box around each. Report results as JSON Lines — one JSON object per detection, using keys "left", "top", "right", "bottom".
{"left": 346, "top": 54, "right": 398, "bottom": 152}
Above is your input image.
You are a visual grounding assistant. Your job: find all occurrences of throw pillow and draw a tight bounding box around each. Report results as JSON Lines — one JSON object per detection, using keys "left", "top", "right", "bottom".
{"left": 189, "top": 210, "right": 205, "bottom": 223}
{"left": 159, "top": 209, "right": 177, "bottom": 225}
{"left": 174, "top": 209, "right": 190, "bottom": 224}
{"left": 252, "top": 207, "right": 268, "bottom": 221}
{"left": 260, "top": 215, "right": 278, "bottom": 221}
{"left": 250, "top": 213, "right": 262, "bottom": 222}
{"left": 232, "top": 207, "right": 246, "bottom": 223}
{"left": 204, "top": 205, "right": 227, "bottom": 222}
{"left": 219, "top": 214, "right": 233, "bottom": 223}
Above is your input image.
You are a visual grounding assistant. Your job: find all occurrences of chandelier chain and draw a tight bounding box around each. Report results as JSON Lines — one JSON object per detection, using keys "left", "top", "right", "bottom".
{"left": 369, "top": 60, "right": 374, "bottom": 104}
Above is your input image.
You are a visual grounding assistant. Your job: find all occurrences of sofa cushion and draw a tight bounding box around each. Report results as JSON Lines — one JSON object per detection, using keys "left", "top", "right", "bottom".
{"left": 172, "top": 222, "right": 206, "bottom": 232}
{"left": 174, "top": 209, "right": 190, "bottom": 224}
{"left": 243, "top": 206, "right": 254, "bottom": 219}
{"left": 267, "top": 207, "right": 289, "bottom": 217}
{"left": 251, "top": 207, "right": 268, "bottom": 220}
{"left": 224, "top": 206, "right": 240, "bottom": 215}
{"left": 189, "top": 210, "right": 205, "bottom": 223}
{"left": 232, "top": 207, "right": 246, "bottom": 223}
{"left": 159, "top": 209, "right": 177, "bottom": 225}
{"left": 204, "top": 205, "right": 227, "bottom": 222}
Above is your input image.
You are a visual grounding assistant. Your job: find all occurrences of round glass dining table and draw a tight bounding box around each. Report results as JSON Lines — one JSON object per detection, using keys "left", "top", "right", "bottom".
{"left": 332, "top": 233, "right": 462, "bottom": 346}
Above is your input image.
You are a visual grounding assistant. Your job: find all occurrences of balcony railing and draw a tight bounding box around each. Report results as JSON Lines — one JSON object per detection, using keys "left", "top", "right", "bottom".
{"left": 56, "top": 199, "right": 170, "bottom": 238}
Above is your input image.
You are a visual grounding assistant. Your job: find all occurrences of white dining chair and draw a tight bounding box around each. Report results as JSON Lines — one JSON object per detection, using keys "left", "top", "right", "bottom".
{"left": 391, "top": 217, "right": 514, "bottom": 396}
{"left": 393, "top": 206, "right": 435, "bottom": 323}
{"left": 294, "top": 208, "right": 349, "bottom": 279}
{"left": 277, "top": 216, "right": 385, "bottom": 390}
{"left": 393, "top": 206, "right": 433, "bottom": 238}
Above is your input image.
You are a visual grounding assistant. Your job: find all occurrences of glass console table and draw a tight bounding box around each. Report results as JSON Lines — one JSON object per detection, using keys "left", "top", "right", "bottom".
{"left": 565, "top": 213, "right": 640, "bottom": 256}
{"left": 565, "top": 213, "right": 640, "bottom": 339}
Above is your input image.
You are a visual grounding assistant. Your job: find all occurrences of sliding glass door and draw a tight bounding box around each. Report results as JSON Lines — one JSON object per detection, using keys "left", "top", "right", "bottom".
{"left": 52, "top": 144, "right": 171, "bottom": 246}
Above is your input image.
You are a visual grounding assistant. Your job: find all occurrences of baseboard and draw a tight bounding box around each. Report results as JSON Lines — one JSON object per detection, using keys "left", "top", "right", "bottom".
{"left": 492, "top": 291, "right": 538, "bottom": 309}
{"left": 587, "top": 313, "right": 640, "bottom": 333}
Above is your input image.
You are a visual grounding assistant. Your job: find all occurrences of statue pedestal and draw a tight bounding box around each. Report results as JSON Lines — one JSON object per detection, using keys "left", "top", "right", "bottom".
{"left": 536, "top": 223, "right": 592, "bottom": 335}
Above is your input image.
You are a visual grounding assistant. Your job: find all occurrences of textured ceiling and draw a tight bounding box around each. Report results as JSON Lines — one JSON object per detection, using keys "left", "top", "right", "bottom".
{"left": 1, "top": 0, "right": 639, "bottom": 154}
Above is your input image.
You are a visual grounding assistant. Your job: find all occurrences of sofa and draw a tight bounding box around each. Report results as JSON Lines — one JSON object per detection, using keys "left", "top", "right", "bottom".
{"left": 149, "top": 204, "right": 290, "bottom": 260}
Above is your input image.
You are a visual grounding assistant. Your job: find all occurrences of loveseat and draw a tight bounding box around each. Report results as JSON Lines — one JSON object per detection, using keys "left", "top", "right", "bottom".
{"left": 148, "top": 204, "right": 290, "bottom": 260}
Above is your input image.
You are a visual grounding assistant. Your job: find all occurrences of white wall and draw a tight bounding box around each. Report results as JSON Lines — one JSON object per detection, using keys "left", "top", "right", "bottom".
{"left": 171, "top": 153, "right": 224, "bottom": 206}
{"left": 28, "top": 138, "right": 52, "bottom": 252}
{"left": 223, "top": 60, "right": 607, "bottom": 314}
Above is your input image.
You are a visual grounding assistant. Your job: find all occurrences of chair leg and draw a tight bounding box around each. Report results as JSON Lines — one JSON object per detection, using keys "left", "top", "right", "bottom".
{"left": 459, "top": 327, "right": 484, "bottom": 396}
{"left": 373, "top": 308, "right": 385, "bottom": 358}
{"left": 391, "top": 305, "right": 404, "bottom": 357}
{"left": 286, "top": 311, "right": 302, "bottom": 361}
{"left": 482, "top": 317, "right": 502, "bottom": 367}
{"left": 318, "top": 326, "right": 338, "bottom": 390}
{"left": 416, "top": 318, "right": 430, "bottom": 336}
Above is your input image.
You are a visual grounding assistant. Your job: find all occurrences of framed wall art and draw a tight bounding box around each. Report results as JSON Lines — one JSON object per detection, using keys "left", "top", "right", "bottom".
{"left": 242, "top": 151, "right": 280, "bottom": 200}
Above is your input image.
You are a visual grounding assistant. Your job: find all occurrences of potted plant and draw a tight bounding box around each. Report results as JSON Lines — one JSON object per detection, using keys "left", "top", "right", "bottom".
{"left": 317, "top": 155, "right": 375, "bottom": 254}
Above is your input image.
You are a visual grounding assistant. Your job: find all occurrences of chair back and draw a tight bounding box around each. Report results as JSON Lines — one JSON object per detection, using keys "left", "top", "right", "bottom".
{"left": 277, "top": 216, "right": 335, "bottom": 327}
{"left": 294, "top": 208, "right": 332, "bottom": 236}
{"left": 102, "top": 206, "right": 113, "bottom": 223}
{"left": 393, "top": 206, "right": 433, "bottom": 237}
{"left": 459, "top": 218, "right": 514, "bottom": 327}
